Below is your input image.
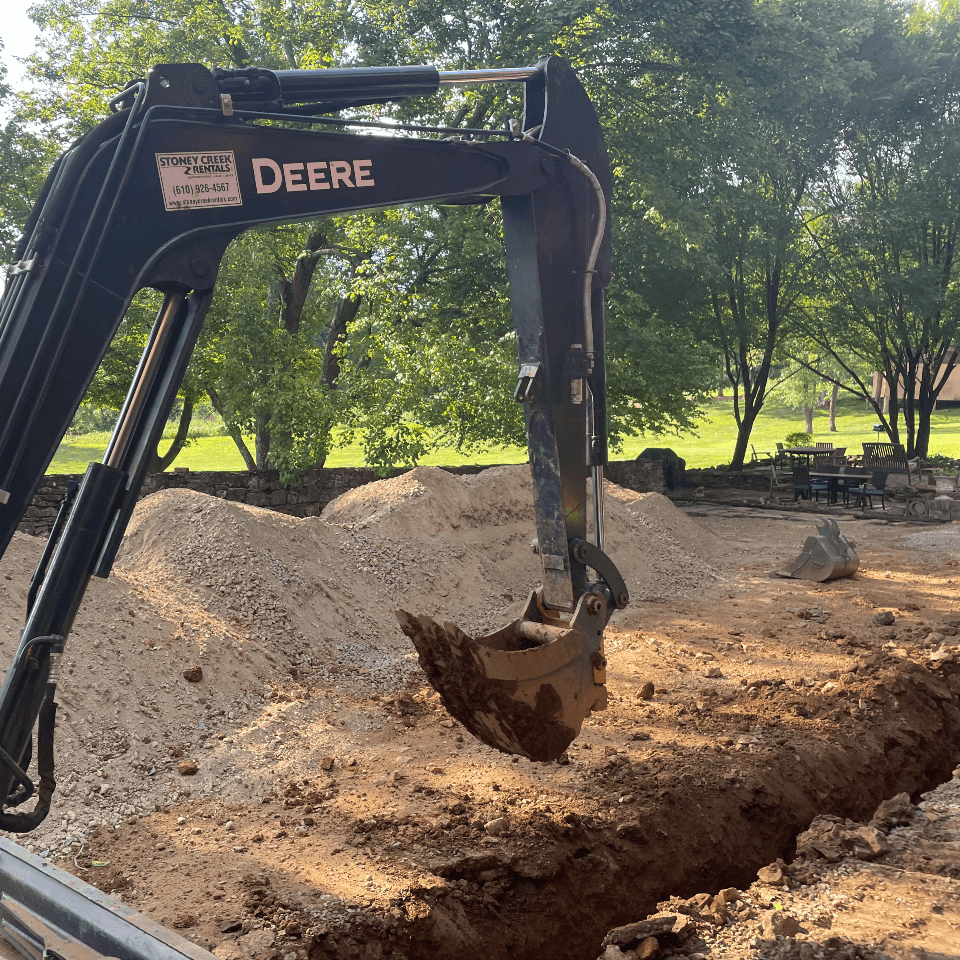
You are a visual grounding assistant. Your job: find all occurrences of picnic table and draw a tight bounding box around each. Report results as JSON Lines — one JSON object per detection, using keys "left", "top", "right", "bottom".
{"left": 809, "top": 468, "right": 871, "bottom": 505}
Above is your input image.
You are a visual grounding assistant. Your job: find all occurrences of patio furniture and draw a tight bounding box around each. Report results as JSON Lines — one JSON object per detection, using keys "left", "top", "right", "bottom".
{"left": 808, "top": 465, "right": 869, "bottom": 505}
{"left": 861, "top": 442, "right": 923, "bottom": 483}
{"left": 769, "top": 462, "right": 790, "bottom": 501}
{"left": 851, "top": 470, "right": 889, "bottom": 510}
{"left": 750, "top": 443, "right": 773, "bottom": 464}
{"left": 785, "top": 446, "right": 822, "bottom": 466}
{"left": 793, "top": 465, "right": 829, "bottom": 502}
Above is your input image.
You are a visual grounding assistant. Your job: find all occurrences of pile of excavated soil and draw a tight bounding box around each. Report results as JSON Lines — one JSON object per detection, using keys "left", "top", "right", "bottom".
{"left": 320, "top": 465, "right": 729, "bottom": 630}
{"left": 0, "top": 465, "right": 727, "bottom": 860}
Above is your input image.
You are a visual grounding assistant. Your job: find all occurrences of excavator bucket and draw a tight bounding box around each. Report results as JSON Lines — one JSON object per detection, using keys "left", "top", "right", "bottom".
{"left": 776, "top": 518, "right": 859, "bottom": 582}
{"left": 397, "top": 591, "right": 608, "bottom": 762}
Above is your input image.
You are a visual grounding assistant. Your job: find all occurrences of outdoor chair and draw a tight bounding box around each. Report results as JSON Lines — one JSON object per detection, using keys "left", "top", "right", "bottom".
{"left": 852, "top": 470, "right": 889, "bottom": 510}
{"left": 750, "top": 443, "right": 773, "bottom": 464}
{"left": 774, "top": 442, "right": 787, "bottom": 466}
{"left": 769, "top": 462, "right": 791, "bottom": 501}
{"left": 815, "top": 442, "right": 834, "bottom": 449}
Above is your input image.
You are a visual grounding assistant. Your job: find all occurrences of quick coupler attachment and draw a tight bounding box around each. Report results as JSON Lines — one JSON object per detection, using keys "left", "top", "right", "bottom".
{"left": 396, "top": 589, "right": 611, "bottom": 762}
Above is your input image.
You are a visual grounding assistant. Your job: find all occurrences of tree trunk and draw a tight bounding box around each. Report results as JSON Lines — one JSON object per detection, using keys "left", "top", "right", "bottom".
{"left": 324, "top": 294, "right": 363, "bottom": 386}
{"left": 148, "top": 395, "right": 194, "bottom": 472}
{"left": 255, "top": 424, "right": 273, "bottom": 471}
{"left": 804, "top": 406, "right": 814, "bottom": 433}
{"left": 207, "top": 385, "right": 256, "bottom": 471}
{"left": 828, "top": 383, "right": 839, "bottom": 431}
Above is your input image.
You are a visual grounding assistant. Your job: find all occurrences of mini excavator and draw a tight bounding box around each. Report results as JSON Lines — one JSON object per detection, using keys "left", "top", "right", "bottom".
{"left": 0, "top": 57, "right": 628, "bottom": 840}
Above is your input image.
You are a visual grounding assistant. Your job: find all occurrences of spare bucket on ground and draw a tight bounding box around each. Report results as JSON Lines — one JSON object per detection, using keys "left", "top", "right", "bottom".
{"left": 776, "top": 518, "right": 859, "bottom": 582}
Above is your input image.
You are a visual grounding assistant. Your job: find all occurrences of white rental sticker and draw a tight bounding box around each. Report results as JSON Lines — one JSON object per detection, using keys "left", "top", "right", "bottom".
{"left": 156, "top": 151, "right": 242, "bottom": 211}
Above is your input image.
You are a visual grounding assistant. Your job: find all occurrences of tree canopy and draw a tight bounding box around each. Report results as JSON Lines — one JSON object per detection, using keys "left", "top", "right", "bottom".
{"left": 4, "top": 0, "right": 960, "bottom": 471}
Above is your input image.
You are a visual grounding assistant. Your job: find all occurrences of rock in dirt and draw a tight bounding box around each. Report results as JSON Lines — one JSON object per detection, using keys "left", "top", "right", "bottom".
{"left": 637, "top": 681, "right": 655, "bottom": 700}
{"left": 870, "top": 791, "right": 914, "bottom": 831}
{"left": 484, "top": 817, "right": 509, "bottom": 837}
{"left": 182, "top": 665, "right": 202, "bottom": 682}
{"left": 635, "top": 937, "right": 659, "bottom": 960}
{"left": 795, "top": 815, "right": 890, "bottom": 862}
{"left": 872, "top": 610, "right": 896, "bottom": 626}
{"left": 600, "top": 914, "right": 696, "bottom": 956}
{"left": 761, "top": 909, "right": 805, "bottom": 938}
{"left": 177, "top": 760, "right": 199, "bottom": 776}
{"left": 756, "top": 861, "right": 784, "bottom": 884}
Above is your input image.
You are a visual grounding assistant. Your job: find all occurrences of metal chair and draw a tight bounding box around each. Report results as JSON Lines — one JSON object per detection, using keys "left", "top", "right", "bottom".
{"left": 793, "top": 465, "right": 829, "bottom": 502}
{"left": 853, "top": 470, "right": 889, "bottom": 510}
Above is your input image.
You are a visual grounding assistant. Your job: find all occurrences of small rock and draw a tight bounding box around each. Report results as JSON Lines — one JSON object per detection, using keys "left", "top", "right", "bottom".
{"left": 178, "top": 761, "right": 199, "bottom": 776}
{"left": 757, "top": 862, "right": 783, "bottom": 884}
{"left": 224, "top": 820, "right": 235, "bottom": 832}
{"left": 320, "top": 756, "right": 334, "bottom": 771}
{"left": 703, "top": 666, "right": 722, "bottom": 678}
{"left": 485, "top": 817, "right": 509, "bottom": 837}
{"left": 602, "top": 947, "right": 627, "bottom": 960}
{"left": 761, "top": 909, "right": 805, "bottom": 938}
{"left": 871, "top": 792, "right": 913, "bottom": 831}
{"left": 183, "top": 665, "right": 203, "bottom": 683}
{"left": 637, "top": 682, "right": 655, "bottom": 700}
{"left": 220, "top": 919, "right": 243, "bottom": 934}
{"left": 636, "top": 936, "right": 659, "bottom": 960}
{"left": 172, "top": 913, "right": 197, "bottom": 929}
{"left": 872, "top": 611, "right": 896, "bottom": 626}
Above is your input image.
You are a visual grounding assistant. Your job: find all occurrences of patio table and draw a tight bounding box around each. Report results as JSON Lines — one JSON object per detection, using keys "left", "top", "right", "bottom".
{"left": 809, "top": 469, "right": 871, "bottom": 505}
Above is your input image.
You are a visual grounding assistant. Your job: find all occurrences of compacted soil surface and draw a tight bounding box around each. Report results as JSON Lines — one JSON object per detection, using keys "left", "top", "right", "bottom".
{"left": 0, "top": 466, "right": 957, "bottom": 960}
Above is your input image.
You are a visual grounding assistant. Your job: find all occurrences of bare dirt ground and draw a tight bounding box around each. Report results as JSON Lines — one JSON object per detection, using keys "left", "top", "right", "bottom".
{"left": 0, "top": 465, "right": 958, "bottom": 960}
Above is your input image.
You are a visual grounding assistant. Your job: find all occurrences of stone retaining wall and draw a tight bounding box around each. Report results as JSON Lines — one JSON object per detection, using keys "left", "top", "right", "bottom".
{"left": 18, "top": 460, "right": 665, "bottom": 538}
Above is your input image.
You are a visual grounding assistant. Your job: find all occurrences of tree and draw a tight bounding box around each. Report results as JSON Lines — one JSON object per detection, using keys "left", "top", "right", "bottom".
{"left": 0, "top": 53, "right": 52, "bottom": 262}
{"left": 17, "top": 0, "right": 848, "bottom": 474}
{"left": 800, "top": 3, "right": 960, "bottom": 458}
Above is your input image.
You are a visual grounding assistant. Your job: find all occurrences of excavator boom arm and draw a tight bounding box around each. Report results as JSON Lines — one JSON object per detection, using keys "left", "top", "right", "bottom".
{"left": 0, "top": 56, "right": 626, "bottom": 831}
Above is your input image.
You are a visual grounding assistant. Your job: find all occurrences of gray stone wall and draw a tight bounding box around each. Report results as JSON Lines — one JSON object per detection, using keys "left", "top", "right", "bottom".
{"left": 18, "top": 460, "right": 665, "bottom": 538}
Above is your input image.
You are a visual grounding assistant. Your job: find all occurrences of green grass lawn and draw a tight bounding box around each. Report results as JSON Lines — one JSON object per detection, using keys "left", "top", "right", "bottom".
{"left": 48, "top": 395, "right": 960, "bottom": 474}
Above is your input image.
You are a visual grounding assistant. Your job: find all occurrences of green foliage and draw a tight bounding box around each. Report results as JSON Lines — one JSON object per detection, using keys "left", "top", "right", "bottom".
{"left": 13, "top": 0, "right": 960, "bottom": 476}
{"left": 784, "top": 431, "right": 813, "bottom": 447}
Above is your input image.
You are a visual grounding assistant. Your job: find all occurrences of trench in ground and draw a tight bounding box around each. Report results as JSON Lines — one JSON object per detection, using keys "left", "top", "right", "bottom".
{"left": 307, "top": 658, "right": 960, "bottom": 960}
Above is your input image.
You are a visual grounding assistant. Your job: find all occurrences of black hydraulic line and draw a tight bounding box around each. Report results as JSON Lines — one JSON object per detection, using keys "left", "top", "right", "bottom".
{"left": 26, "top": 482, "right": 79, "bottom": 616}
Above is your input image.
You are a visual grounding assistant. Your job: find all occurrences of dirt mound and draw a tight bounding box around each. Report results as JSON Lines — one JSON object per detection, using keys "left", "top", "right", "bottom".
{"left": 322, "top": 465, "right": 728, "bottom": 628}
{"left": 115, "top": 488, "right": 411, "bottom": 677}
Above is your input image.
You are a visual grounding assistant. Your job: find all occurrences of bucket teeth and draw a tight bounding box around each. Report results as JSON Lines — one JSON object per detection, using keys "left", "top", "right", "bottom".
{"left": 395, "top": 609, "right": 604, "bottom": 762}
